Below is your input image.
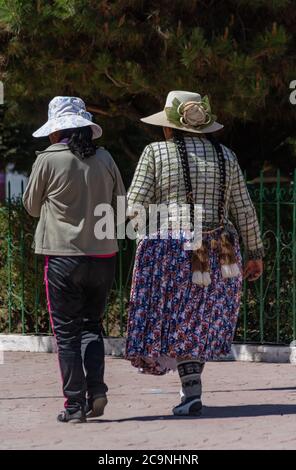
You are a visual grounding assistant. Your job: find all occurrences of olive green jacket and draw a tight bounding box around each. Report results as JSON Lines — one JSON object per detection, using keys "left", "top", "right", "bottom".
{"left": 23, "top": 143, "right": 126, "bottom": 255}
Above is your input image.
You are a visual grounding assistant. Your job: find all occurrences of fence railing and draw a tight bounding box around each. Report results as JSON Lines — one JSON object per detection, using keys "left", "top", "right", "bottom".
{"left": 0, "top": 170, "right": 296, "bottom": 344}
{"left": 237, "top": 169, "right": 296, "bottom": 345}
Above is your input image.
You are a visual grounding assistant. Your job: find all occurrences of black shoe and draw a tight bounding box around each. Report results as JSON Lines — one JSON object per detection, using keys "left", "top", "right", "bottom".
{"left": 86, "top": 394, "right": 108, "bottom": 418}
{"left": 172, "top": 396, "right": 202, "bottom": 416}
{"left": 57, "top": 408, "right": 86, "bottom": 423}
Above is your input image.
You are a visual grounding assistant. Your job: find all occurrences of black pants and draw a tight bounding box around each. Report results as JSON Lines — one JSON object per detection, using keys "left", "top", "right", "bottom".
{"left": 45, "top": 255, "right": 116, "bottom": 412}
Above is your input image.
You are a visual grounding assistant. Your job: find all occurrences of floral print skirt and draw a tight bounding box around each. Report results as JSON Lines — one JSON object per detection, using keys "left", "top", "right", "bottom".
{"left": 125, "top": 228, "right": 243, "bottom": 375}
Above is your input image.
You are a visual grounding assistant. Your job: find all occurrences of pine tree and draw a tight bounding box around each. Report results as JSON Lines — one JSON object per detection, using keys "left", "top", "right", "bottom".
{"left": 0, "top": 0, "right": 296, "bottom": 179}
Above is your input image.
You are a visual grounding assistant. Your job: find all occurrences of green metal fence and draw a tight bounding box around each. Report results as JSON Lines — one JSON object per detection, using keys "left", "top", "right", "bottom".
{"left": 0, "top": 170, "right": 296, "bottom": 344}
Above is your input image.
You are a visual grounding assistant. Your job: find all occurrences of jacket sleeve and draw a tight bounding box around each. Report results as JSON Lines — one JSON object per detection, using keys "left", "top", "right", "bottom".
{"left": 23, "top": 155, "right": 49, "bottom": 218}
{"left": 229, "top": 155, "right": 264, "bottom": 260}
{"left": 127, "top": 144, "right": 155, "bottom": 210}
{"left": 111, "top": 159, "right": 127, "bottom": 216}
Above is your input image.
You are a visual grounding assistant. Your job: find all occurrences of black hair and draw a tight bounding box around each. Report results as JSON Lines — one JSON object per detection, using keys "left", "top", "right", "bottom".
{"left": 59, "top": 125, "right": 97, "bottom": 159}
{"left": 172, "top": 130, "right": 195, "bottom": 228}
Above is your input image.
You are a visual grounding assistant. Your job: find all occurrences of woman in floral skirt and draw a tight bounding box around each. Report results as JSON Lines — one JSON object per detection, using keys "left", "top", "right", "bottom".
{"left": 126, "top": 90, "right": 264, "bottom": 416}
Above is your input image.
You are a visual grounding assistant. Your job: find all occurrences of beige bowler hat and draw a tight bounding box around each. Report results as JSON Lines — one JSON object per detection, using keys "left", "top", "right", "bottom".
{"left": 141, "top": 90, "right": 223, "bottom": 134}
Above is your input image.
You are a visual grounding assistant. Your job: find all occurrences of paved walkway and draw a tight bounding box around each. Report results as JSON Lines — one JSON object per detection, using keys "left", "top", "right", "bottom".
{"left": 1, "top": 352, "right": 296, "bottom": 450}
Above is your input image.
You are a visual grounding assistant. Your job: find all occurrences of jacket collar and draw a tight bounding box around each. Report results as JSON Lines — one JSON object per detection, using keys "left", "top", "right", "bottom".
{"left": 35, "top": 143, "right": 70, "bottom": 156}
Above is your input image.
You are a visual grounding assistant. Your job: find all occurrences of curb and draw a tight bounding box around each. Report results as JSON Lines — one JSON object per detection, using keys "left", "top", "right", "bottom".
{"left": 0, "top": 334, "right": 126, "bottom": 357}
{"left": 0, "top": 335, "right": 296, "bottom": 363}
{"left": 226, "top": 343, "right": 296, "bottom": 364}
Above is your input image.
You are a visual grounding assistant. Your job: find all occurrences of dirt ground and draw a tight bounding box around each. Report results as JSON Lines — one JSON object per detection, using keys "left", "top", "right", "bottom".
{"left": 1, "top": 352, "right": 296, "bottom": 450}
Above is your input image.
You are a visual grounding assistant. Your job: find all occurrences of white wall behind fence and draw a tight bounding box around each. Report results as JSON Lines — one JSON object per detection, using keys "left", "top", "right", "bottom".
{"left": 5, "top": 164, "right": 28, "bottom": 199}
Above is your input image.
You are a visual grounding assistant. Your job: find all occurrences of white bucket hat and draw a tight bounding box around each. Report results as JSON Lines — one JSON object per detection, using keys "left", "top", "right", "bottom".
{"left": 141, "top": 90, "right": 223, "bottom": 134}
{"left": 33, "top": 96, "right": 102, "bottom": 139}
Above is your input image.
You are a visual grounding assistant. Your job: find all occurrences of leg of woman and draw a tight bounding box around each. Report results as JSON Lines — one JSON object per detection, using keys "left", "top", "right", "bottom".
{"left": 81, "top": 257, "right": 116, "bottom": 418}
{"left": 172, "top": 359, "right": 205, "bottom": 416}
{"left": 45, "top": 256, "right": 87, "bottom": 423}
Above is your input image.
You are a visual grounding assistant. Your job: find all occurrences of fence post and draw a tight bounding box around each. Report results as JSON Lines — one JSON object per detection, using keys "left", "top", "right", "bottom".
{"left": 259, "top": 170, "right": 264, "bottom": 343}
{"left": 275, "top": 169, "right": 281, "bottom": 343}
{"left": 243, "top": 170, "right": 248, "bottom": 342}
{"left": 293, "top": 169, "right": 296, "bottom": 341}
{"left": 7, "top": 182, "right": 12, "bottom": 333}
{"left": 34, "top": 252, "right": 39, "bottom": 334}
{"left": 20, "top": 181, "right": 25, "bottom": 334}
{"left": 118, "top": 239, "right": 125, "bottom": 337}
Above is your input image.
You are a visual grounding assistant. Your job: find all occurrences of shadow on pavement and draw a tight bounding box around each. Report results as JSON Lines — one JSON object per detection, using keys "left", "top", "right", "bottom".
{"left": 206, "top": 386, "right": 296, "bottom": 393}
{"left": 87, "top": 403, "right": 296, "bottom": 422}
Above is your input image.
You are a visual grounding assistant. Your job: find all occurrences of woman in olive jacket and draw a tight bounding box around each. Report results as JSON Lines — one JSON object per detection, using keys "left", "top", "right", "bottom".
{"left": 23, "top": 96, "right": 126, "bottom": 423}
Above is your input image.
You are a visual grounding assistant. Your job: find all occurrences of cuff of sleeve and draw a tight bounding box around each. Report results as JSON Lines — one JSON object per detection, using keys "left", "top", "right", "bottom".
{"left": 247, "top": 247, "right": 265, "bottom": 260}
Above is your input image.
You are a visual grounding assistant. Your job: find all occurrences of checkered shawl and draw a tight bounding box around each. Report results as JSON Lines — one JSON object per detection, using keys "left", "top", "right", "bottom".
{"left": 127, "top": 136, "right": 264, "bottom": 259}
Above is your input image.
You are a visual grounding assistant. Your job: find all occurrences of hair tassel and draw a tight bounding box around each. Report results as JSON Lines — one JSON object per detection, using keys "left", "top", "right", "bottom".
{"left": 192, "top": 242, "right": 211, "bottom": 287}
{"left": 219, "top": 233, "right": 240, "bottom": 279}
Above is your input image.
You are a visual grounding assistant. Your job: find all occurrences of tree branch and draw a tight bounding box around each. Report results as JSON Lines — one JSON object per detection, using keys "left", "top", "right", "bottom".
{"left": 86, "top": 105, "right": 112, "bottom": 116}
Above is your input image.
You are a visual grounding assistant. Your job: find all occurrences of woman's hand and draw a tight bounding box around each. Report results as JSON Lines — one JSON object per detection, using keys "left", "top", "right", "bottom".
{"left": 243, "top": 259, "right": 263, "bottom": 281}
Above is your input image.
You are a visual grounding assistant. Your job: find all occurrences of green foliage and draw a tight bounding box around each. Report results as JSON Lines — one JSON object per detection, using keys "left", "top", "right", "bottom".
{"left": 0, "top": 0, "right": 296, "bottom": 178}
{"left": 236, "top": 191, "right": 296, "bottom": 344}
{"left": 0, "top": 201, "right": 48, "bottom": 333}
{"left": 0, "top": 201, "right": 130, "bottom": 336}
{"left": 1, "top": 193, "right": 295, "bottom": 343}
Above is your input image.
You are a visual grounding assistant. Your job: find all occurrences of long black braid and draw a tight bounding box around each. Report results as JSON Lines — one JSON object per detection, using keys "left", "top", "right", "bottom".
{"left": 172, "top": 129, "right": 226, "bottom": 229}
{"left": 173, "top": 130, "right": 195, "bottom": 230}
{"left": 59, "top": 125, "right": 97, "bottom": 159}
{"left": 206, "top": 134, "right": 226, "bottom": 227}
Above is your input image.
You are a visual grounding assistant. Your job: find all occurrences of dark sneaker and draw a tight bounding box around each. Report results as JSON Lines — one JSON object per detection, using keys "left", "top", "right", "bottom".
{"left": 57, "top": 408, "right": 86, "bottom": 423}
{"left": 86, "top": 395, "right": 108, "bottom": 418}
{"left": 172, "top": 397, "right": 202, "bottom": 416}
